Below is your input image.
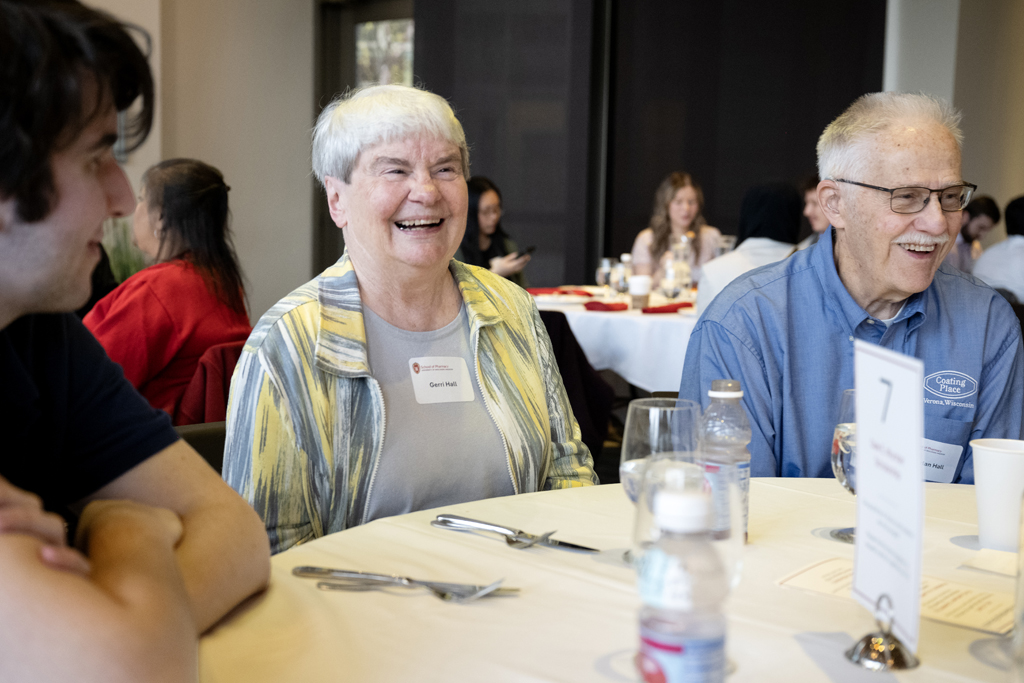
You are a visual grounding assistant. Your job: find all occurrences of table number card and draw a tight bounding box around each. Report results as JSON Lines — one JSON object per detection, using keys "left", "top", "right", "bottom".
{"left": 852, "top": 340, "right": 925, "bottom": 652}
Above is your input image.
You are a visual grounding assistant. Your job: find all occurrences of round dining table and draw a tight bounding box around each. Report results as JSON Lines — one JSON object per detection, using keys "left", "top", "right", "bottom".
{"left": 533, "top": 291, "right": 699, "bottom": 393}
{"left": 199, "top": 479, "right": 1012, "bottom": 682}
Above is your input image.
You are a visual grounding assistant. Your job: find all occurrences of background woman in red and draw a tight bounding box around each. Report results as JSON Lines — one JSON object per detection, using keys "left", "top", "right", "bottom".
{"left": 85, "top": 158, "right": 251, "bottom": 421}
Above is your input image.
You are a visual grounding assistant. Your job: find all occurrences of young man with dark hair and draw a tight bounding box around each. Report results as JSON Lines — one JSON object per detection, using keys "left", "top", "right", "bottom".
{"left": 0, "top": 2, "right": 269, "bottom": 679}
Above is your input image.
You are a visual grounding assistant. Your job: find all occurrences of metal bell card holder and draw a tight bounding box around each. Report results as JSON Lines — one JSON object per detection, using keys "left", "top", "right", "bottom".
{"left": 845, "top": 594, "right": 920, "bottom": 671}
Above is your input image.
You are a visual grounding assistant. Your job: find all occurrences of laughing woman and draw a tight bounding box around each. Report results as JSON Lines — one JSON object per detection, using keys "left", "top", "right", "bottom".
{"left": 222, "top": 85, "right": 596, "bottom": 553}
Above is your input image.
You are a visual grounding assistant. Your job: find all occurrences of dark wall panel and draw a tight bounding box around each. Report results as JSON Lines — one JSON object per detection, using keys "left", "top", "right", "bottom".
{"left": 415, "top": 0, "right": 595, "bottom": 286}
{"left": 606, "top": 0, "right": 886, "bottom": 258}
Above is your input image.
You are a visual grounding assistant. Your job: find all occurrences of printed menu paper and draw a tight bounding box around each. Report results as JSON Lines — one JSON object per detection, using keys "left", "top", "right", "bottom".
{"left": 779, "top": 558, "right": 1014, "bottom": 635}
{"left": 852, "top": 341, "right": 925, "bottom": 651}
{"left": 961, "top": 549, "right": 1017, "bottom": 577}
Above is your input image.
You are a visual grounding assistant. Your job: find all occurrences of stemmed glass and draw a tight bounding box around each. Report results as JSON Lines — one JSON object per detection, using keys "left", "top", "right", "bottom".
{"left": 620, "top": 399, "right": 703, "bottom": 564}
{"left": 830, "top": 388, "right": 857, "bottom": 543}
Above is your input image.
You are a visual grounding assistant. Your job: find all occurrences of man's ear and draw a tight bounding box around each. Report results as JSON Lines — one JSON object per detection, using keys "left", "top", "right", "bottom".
{"left": 324, "top": 176, "right": 348, "bottom": 229}
{"left": 817, "top": 180, "right": 846, "bottom": 229}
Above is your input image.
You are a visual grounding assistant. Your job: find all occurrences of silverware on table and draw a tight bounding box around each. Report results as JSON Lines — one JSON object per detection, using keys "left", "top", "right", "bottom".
{"left": 292, "top": 566, "right": 518, "bottom": 603}
{"left": 431, "top": 514, "right": 600, "bottom": 553}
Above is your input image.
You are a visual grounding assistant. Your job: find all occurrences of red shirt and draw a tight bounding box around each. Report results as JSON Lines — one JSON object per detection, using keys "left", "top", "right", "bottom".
{"left": 84, "top": 260, "right": 252, "bottom": 418}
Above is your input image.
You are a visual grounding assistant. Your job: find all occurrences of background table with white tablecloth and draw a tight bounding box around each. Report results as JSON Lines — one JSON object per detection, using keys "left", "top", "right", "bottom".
{"left": 200, "top": 479, "right": 1010, "bottom": 682}
{"left": 533, "top": 297, "right": 699, "bottom": 393}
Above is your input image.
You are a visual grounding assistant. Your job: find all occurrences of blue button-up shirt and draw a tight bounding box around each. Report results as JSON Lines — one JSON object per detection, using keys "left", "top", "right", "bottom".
{"left": 680, "top": 229, "right": 1024, "bottom": 483}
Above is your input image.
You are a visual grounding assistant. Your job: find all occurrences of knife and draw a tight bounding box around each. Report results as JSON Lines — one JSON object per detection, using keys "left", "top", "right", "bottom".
{"left": 433, "top": 514, "right": 600, "bottom": 553}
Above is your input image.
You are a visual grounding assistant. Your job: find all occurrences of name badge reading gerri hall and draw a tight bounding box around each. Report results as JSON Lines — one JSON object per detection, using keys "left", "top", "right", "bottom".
{"left": 409, "top": 357, "right": 476, "bottom": 405}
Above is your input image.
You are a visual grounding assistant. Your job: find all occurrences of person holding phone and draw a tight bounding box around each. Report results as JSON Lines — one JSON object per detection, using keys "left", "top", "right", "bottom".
{"left": 455, "top": 176, "right": 530, "bottom": 287}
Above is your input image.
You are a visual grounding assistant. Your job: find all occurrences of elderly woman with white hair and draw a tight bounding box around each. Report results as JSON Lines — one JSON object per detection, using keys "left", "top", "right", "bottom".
{"left": 222, "top": 85, "right": 597, "bottom": 553}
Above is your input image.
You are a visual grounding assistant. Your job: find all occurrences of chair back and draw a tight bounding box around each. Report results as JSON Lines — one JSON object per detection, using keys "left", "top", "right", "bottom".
{"left": 537, "top": 310, "right": 615, "bottom": 470}
{"left": 175, "top": 340, "right": 245, "bottom": 426}
{"left": 175, "top": 421, "right": 226, "bottom": 473}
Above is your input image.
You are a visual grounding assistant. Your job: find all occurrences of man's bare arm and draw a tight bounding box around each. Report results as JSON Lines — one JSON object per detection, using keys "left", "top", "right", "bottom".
{"left": 0, "top": 501, "right": 196, "bottom": 683}
{"left": 80, "top": 439, "right": 271, "bottom": 631}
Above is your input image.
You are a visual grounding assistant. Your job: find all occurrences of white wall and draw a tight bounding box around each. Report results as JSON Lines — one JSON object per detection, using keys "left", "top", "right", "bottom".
{"left": 86, "top": 0, "right": 162, "bottom": 196}
{"left": 953, "top": 0, "right": 1024, "bottom": 246}
{"left": 161, "top": 0, "right": 315, "bottom": 321}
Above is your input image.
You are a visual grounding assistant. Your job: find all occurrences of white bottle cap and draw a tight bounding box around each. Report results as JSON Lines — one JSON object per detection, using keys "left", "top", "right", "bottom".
{"left": 653, "top": 491, "right": 710, "bottom": 533}
{"left": 708, "top": 378, "right": 743, "bottom": 399}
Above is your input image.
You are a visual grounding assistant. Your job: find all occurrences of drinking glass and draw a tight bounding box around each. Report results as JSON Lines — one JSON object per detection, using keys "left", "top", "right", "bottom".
{"left": 595, "top": 257, "right": 616, "bottom": 288}
{"left": 830, "top": 388, "right": 857, "bottom": 543}
{"left": 620, "top": 399, "right": 702, "bottom": 560}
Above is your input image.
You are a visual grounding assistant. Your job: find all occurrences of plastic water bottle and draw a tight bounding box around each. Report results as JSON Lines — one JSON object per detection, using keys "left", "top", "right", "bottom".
{"left": 699, "top": 379, "right": 752, "bottom": 542}
{"left": 636, "top": 491, "right": 727, "bottom": 682}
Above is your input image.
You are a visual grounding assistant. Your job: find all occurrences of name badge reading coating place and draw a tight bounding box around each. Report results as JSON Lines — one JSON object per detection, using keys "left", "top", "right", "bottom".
{"left": 409, "top": 357, "right": 476, "bottom": 405}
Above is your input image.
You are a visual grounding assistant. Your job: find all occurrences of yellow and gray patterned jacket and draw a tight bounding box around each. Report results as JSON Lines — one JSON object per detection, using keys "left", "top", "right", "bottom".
{"left": 223, "top": 253, "right": 597, "bottom": 553}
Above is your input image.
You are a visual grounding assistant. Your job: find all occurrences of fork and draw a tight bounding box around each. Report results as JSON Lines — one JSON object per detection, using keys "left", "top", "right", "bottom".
{"left": 292, "top": 566, "right": 517, "bottom": 603}
{"left": 430, "top": 515, "right": 556, "bottom": 549}
{"left": 316, "top": 577, "right": 506, "bottom": 603}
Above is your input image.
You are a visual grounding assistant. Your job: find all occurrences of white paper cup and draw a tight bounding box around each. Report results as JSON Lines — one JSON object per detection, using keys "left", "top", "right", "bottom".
{"left": 628, "top": 275, "right": 652, "bottom": 295}
{"left": 971, "top": 438, "right": 1024, "bottom": 552}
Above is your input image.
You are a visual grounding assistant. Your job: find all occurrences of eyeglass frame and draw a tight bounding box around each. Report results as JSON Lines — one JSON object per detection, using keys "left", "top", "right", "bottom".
{"left": 830, "top": 178, "right": 978, "bottom": 214}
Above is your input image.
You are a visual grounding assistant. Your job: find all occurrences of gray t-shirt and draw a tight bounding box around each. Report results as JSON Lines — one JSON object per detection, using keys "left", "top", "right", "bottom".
{"left": 362, "top": 303, "right": 513, "bottom": 522}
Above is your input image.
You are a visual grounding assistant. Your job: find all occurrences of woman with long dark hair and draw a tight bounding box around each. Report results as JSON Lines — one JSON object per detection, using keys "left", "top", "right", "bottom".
{"left": 455, "top": 176, "right": 530, "bottom": 286}
{"left": 631, "top": 171, "right": 721, "bottom": 285}
{"left": 85, "top": 158, "right": 251, "bottom": 420}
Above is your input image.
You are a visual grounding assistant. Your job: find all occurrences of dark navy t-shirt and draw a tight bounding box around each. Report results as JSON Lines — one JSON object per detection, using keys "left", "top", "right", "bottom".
{"left": 0, "top": 313, "right": 179, "bottom": 521}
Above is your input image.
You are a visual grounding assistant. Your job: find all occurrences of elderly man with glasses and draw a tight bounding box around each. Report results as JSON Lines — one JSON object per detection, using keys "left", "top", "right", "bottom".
{"left": 680, "top": 92, "right": 1023, "bottom": 484}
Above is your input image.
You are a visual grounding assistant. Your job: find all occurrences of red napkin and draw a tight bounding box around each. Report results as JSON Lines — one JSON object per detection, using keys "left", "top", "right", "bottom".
{"left": 641, "top": 302, "right": 694, "bottom": 314}
{"left": 584, "top": 301, "right": 628, "bottom": 312}
{"left": 527, "top": 287, "right": 593, "bottom": 297}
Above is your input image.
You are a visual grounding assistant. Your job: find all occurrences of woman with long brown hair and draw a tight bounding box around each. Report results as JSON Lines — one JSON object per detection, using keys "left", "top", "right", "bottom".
{"left": 631, "top": 171, "right": 721, "bottom": 284}
{"left": 85, "top": 158, "right": 252, "bottom": 421}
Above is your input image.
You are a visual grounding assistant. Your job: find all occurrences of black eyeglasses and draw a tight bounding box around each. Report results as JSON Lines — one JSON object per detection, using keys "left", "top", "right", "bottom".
{"left": 832, "top": 178, "right": 977, "bottom": 214}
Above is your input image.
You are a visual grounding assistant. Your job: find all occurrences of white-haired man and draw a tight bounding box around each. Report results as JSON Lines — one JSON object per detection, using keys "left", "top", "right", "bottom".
{"left": 680, "top": 92, "right": 1023, "bottom": 483}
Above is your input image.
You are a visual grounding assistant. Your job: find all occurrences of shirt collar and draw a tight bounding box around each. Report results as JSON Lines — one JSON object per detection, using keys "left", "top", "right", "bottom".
{"left": 812, "top": 227, "right": 928, "bottom": 336}
{"left": 314, "top": 253, "right": 503, "bottom": 378}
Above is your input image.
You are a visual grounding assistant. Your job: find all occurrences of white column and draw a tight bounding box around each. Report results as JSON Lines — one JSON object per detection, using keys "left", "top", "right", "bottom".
{"left": 884, "top": 0, "right": 961, "bottom": 103}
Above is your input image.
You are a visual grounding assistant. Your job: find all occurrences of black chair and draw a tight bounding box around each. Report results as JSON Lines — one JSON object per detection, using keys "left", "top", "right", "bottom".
{"left": 538, "top": 310, "right": 616, "bottom": 483}
{"left": 175, "top": 421, "right": 226, "bottom": 474}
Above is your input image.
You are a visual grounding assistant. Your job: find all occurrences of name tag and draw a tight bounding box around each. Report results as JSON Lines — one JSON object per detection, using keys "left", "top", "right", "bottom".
{"left": 923, "top": 438, "right": 962, "bottom": 483}
{"left": 409, "top": 356, "right": 475, "bottom": 405}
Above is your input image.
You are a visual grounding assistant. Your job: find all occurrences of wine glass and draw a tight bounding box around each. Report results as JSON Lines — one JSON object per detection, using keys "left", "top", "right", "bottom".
{"left": 619, "top": 398, "right": 702, "bottom": 560}
{"left": 830, "top": 388, "right": 857, "bottom": 543}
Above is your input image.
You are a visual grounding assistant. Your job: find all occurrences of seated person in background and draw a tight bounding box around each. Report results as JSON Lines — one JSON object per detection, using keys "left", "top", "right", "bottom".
{"left": 796, "top": 174, "right": 830, "bottom": 250}
{"left": 454, "top": 176, "right": 530, "bottom": 287}
{"left": 85, "top": 159, "right": 252, "bottom": 422}
{"left": 632, "top": 171, "right": 721, "bottom": 285}
{"left": 680, "top": 92, "right": 1023, "bottom": 483}
{"left": 943, "top": 195, "right": 1001, "bottom": 274}
{"left": 973, "top": 196, "right": 1024, "bottom": 303}
{"left": 0, "top": 1, "right": 269, "bottom": 679}
{"left": 223, "top": 84, "right": 597, "bottom": 554}
{"left": 697, "top": 182, "right": 802, "bottom": 312}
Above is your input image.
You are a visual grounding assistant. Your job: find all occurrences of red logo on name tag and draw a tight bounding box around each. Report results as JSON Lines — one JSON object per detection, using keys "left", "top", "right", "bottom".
{"left": 412, "top": 362, "right": 420, "bottom": 374}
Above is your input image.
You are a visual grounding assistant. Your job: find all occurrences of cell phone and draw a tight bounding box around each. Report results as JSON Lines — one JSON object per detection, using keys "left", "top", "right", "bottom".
{"left": 520, "top": 246, "right": 536, "bottom": 255}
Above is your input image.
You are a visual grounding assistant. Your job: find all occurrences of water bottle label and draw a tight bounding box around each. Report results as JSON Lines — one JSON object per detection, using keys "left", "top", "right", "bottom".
{"left": 638, "top": 627, "right": 725, "bottom": 683}
{"left": 701, "top": 461, "right": 751, "bottom": 541}
{"left": 736, "top": 461, "right": 750, "bottom": 540}
{"left": 701, "top": 464, "right": 731, "bottom": 536}
{"left": 637, "top": 547, "right": 693, "bottom": 611}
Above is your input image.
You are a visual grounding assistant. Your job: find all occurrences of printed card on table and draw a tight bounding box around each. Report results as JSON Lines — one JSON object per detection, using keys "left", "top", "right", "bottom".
{"left": 852, "top": 340, "right": 925, "bottom": 652}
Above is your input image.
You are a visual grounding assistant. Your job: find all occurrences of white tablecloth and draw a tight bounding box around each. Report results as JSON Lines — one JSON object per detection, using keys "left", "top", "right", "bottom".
{"left": 200, "top": 480, "right": 1011, "bottom": 682}
{"left": 535, "top": 295, "right": 699, "bottom": 392}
